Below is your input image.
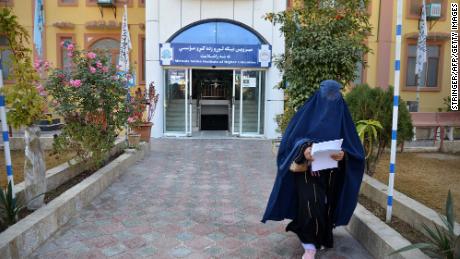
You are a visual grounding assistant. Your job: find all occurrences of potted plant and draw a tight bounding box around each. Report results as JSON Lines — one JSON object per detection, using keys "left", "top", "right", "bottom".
{"left": 127, "top": 131, "right": 141, "bottom": 148}
{"left": 128, "top": 82, "right": 159, "bottom": 142}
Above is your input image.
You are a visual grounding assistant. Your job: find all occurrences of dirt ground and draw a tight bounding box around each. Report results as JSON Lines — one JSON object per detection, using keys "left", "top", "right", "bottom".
{"left": 0, "top": 150, "right": 74, "bottom": 189}
{"left": 373, "top": 152, "right": 460, "bottom": 221}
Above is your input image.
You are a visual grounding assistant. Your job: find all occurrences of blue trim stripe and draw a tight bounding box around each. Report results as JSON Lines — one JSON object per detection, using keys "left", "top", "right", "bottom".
{"left": 390, "top": 163, "right": 395, "bottom": 173}
{"left": 392, "top": 130, "right": 397, "bottom": 140}
{"left": 395, "top": 60, "right": 400, "bottom": 71}
{"left": 393, "top": 96, "right": 399, "bottom": 105}
{"left": 396, "top": 25, "right": 402, "bottom": 36}
{"left": 387, "top": 196, "right": 393, "bottom": 206}
{"left": 0, "top": 96, "right": 4, "bottom": 106}
{"left": 2, "top": 131, "right": 8, "bottom": 142}
{"left": 6, "top": 165, "right": 12, "bottom": 176}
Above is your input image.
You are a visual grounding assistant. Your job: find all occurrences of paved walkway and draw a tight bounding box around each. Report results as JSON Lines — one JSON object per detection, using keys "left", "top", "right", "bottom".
{"left": 31, "top": 139, "right": 373, "bottom": 259}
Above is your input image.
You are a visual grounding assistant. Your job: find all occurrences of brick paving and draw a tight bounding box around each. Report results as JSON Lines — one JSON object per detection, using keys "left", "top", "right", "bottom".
{"left": 31, "top": 139, "right": 373, "bottom": 258}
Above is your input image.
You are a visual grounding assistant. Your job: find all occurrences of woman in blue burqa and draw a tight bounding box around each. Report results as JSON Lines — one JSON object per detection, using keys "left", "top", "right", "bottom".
{"left": 261, "top": 80, "right": 365, "bottom": 259}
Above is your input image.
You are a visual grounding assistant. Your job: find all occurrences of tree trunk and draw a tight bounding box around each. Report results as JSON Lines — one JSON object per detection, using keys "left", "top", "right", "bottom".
{"left": 24, "top": 125, "right": 47, "bottom": 210}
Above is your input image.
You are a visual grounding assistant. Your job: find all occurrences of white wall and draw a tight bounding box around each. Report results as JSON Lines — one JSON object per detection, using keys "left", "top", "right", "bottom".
{"left": 146, "top": 0, "right": 285, "bottom": 139}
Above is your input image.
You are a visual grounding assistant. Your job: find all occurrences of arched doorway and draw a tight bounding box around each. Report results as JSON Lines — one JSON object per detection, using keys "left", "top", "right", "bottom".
{"left": 160, "top": 19, "right": 271, "bottom": 137}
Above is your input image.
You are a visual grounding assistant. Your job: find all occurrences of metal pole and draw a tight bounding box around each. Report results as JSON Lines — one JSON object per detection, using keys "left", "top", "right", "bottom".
{"left": 386, "top": 0, "right": 403, "bottom": 223}
{"left": 0, "top": 57, "right": 16, "bottom": 198}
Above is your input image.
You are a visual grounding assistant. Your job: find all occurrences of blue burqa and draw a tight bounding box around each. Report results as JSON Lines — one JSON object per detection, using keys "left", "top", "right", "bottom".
{"left": 261, "top": 80, "right": 365, "bottom": 226}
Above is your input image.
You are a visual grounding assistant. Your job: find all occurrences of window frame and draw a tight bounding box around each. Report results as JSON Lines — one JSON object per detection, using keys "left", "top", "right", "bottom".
{"left": 84, "top": 33, "right": 123, "bottom": 67}
{"left": 406, "top": 0, "right": 447, "bottom": 21}
{"left": 138, "top": 34, "right": 145, "bottom": 85}
{"left": 402, "top": 38, "right": 444, "bottom": 92}
{"left": 58, "top": 0, "right": 78, "bottom": 6}
{"left": 56, "top": 33, "right": 76, "bottom": 70}
{"left": 0, "top": 0, "right": 13, "bottom": 7}
{"left": 86, "top": 0, "right": 133, "bottom": 8}
{"left": 350, "top": 40, "right": 368, "bottom": 87}
{"left": 0, "top": 35, "right": 15, "bottom": 84}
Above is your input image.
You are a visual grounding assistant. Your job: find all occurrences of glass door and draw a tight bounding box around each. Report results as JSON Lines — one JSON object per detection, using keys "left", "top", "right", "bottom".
{"left": 186, "top": 69, "right": 192, "bottom": 136}
{"left": 232, "top": 70, "right": 241, "bottom": 135}
{"left": 234, "top": 70, "right": 264, "bottom": 136}
{"left": 164, "top": 68, "right": 192, "bottom": 136}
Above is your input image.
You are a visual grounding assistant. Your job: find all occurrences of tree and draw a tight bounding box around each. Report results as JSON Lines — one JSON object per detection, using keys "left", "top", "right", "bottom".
{"left": 266, "top": 0, "right": 372, "bottom": 132}
{"left": 0, "top": 8, "right": 47, "bottom": 210}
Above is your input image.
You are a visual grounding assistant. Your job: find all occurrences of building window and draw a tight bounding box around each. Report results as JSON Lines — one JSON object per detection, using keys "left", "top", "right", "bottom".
{"left": 89, "top": 38, "right": 120, "bottom": 66}
{"left": 170, "top": 21, "right": 264, "bottom": 44}
{"left": 0, "top": 36, "right": 13, "bottom": 82}
{"left": 0, "top": 0, "right": 13, "bottom": 7}
{"left": 408, "top": 0, "right": 445, "bottom": 19}
{"left": 353, "top": 62, "right": 364, "bottom": 85}
{"left": 86, "top": 0, "right": 133, "bottom": 7}
{"left": 406, "top": 44, "right": 440, "bottom": 88}
{"left": 139, "top": 35, "right": 145, "bottom": 84}
{"left": 57, "top": 35, "right": 75, "bottom": 72}
{"left": 58, "top": 0, "right": 77, "bottom": 6}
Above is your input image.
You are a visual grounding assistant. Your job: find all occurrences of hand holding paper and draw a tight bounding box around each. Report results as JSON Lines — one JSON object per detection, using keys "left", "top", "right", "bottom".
{"left": 311, "top": 139, "right": 343, "bottom": 171}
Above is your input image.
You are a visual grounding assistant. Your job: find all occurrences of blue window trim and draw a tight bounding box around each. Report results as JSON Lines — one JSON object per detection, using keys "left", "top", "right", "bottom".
{"left": 167, "top": 19, "right": 269, "bottom": 45}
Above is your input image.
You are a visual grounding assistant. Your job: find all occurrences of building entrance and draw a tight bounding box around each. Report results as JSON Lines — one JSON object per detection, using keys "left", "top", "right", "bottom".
{"left": 164, "top": 68, "right": 265, "bottom": 137}
{"left": 193, "top": 70, "right": 232, "bottom": 131}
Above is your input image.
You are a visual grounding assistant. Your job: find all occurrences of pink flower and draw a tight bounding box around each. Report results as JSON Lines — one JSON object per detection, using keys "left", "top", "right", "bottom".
{"left": 57, "top": 73, "right": 65, "bottom": 79}
{"left": 89, "top": 66, "right": 96, "bottom": 74}
{"left": 43, "top": 61, "right": 50, "bottom": 70}
{"left": 33, "top": 58, "right": 41, "bottom": 70}
{"left": 35, "top": 83, "right": 44, "bottom": 92}
{"left": 35, "top": 84, "right": 46, "bottom": 96}
{"left": 128, "top": 117, "right": 135, "bottom": 123}
{"left": 67, "top": 52, "right": 73, "bottom": 58}
{"left": 66, "top": 43, "right": 74, "bottom": 51}
{"left": 87, "top": 52, "right": 97, "bottom": 59}
{"left": 96, "top": 61, "right": 103, "bottom": 68}
{"left": 102, "top": 66, "right": 109, "bottom": 73}
{"left": 69, "top": 79, "right": 81, "bottom": 88}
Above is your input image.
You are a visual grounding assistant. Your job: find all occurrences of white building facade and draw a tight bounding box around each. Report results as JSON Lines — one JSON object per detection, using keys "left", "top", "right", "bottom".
{"left": 146, "top": 0, "right": 285, "bottom": 139}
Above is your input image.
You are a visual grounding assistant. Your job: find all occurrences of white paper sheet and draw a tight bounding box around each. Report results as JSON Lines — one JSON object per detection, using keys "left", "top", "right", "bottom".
{"left": 311, "top": 139, "right": 343, "bottom": 171}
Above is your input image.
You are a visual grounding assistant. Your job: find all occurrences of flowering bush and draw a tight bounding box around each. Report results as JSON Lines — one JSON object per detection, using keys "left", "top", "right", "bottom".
{"left": 127, "top": 82, "right": 159, "bottom": 129}
{"left": 46, "top": 41, "right": 129, "bottom": 164}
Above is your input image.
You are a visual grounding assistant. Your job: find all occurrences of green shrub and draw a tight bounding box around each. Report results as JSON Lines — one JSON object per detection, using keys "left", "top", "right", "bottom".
{"left": 345, "top": 84, "right": 413, "bottom": 174}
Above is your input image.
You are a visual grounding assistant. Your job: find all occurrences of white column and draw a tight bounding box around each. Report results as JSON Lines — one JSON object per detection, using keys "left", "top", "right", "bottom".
{"left": 146, "top": 0, "right": 164, "bottom": 138}
{"left": 264, "top": 0, "right": 285, "bottom": 139}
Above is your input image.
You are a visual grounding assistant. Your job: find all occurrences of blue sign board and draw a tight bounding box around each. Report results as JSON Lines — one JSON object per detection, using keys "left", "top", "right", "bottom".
{"left": 160, "top": 43, "right": 272, "bottom": 68}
